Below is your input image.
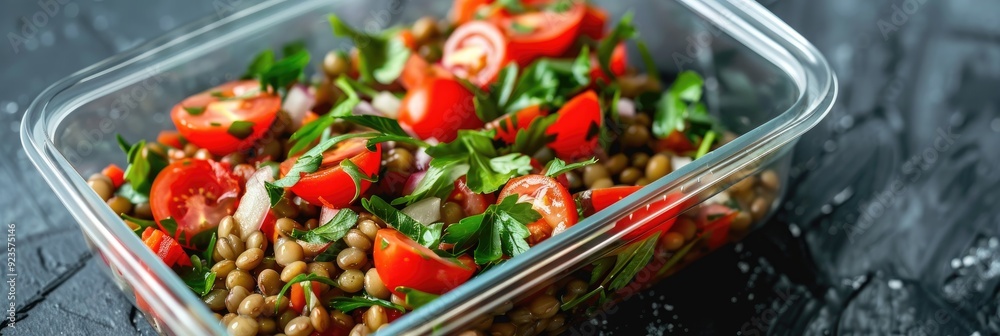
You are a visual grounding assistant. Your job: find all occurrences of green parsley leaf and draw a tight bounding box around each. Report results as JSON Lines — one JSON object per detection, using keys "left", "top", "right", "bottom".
{"left": 340, "top": 160, "right": 379, "bottom": 204}
{"left": 264, "top": 182, "right": 285, "bottom": 208}
{"left": 544, "top": 157, "right": 598, "bottom": 178}
{"left": 329, "top": 14, "right": 411, "bottom": 84}
{"left": 635, "top": 40, "right": 659, "bottom": 83}
{"left": 510, "top": 113, "right": 558, "bottom": 156}
{"left": 288, "top": 76, "right": 362, "bottom": 155}
{"left": 597, "top": 12, "right": 637, "bottom": 79}
{"left": 115, "top": 182, "right": 149, "bottom": 204}
{"left": 243, "top": 49, "right": 275, "bottom": 79}
{"left": 271, "top": 132, "right": 378, "bottom": 189}
{"left": 510, "top": 21, "right": 535, "bottom": 34}
{"left": 655, "top": 235, "right": 701, "bottom": 277}
{"left": 202, "top": 232, "right": 217, "bottom": 262}
{"left": 121, "top": 214, "right": 157, "bottom": 236}
{"left": 282, "top": 40, "right": 308, "bottom": 57}
{"left": 651, "top": 71, "right": 718, "bottom": 140}
{"left": 159, "top": 218, "right": 178, "bottom": 237}
{"left": 467, "top": 152, "right": 532, "bottom": 194}
{"left": 442, "top": 196, "right": 540, "bottom": 265}
{"left": 116, "top": 134, "right": 132, "bottom": 154}
{"left": 180, "top": 255, "right": 216, "bottom": 297}
{"left": 561, "top": 285, "right": 604, "bottom": 311}
{"left": 607, "top": 232, "right": 659, "bottom": 290}
{"left": 227, "top": 120, "right": 256, "bottom": 140}
{"left": 363, "top": 196, "right": 443, "bottom": 248}
{"left": 291, "top": 208, "right": 358, "bottom": 244}
{"left": 396, "top": 287, "right": 440, "bottom": 310}
{"left": 314, "top": 241, "right": 347, "bottom": 262}
{"left": 258, "top": 49, "right": 311, "bottom": 93}
{"left": 275, "top": 273, "right": 340, "bottom": 313}
{"left": 392, "top": 156, "right": 468, "bottom": 206}
{"left": 182, "top": 106, "right": 205, "bottom": 116}
{"left": 119, "top": 137, "right": 169, "bottom": 195}
{"left": 329, "top": 295, "right": 405, "bottom": 313}
{"left": 506, "top": 49, "right": 591, "bottom": 113}
{"left": 694, "top": 130, "right": 717, "bottom": 158}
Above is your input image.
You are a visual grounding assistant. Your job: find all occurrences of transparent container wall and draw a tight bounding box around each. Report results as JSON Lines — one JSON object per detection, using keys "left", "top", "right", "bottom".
{"left": 22, "top": 0, "right": 833, "bottom": 335}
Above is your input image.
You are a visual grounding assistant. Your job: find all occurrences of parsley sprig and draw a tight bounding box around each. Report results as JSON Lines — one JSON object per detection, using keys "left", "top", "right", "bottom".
{"left": 330, "top": 295, "right": 405, "bottom": 313}
{"left": 329, "top": 14, "right": 410, "bottom": 84}
{"left": 290, "top": 208, "right": 358, "bottom": 244}
{"left": 651, "top": 71, "right": 724, "bottom": 155}
{"left": 441, "top": 195, "right": 541, "bottom": 265}
{"left": 362, "top": 196, "right": 443, "bottom": 249}
{"left": 116, "top": 135, "right": 168, "bottom": 196}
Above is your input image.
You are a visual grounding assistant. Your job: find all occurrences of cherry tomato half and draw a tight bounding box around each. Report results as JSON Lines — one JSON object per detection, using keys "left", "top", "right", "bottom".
{"left": 398, "top": 77, "right": 484, "bottom": 142}
{"left": 140, "top": 227, "right": 190, "bottom": 267}
{"left": 443, "top": 21, "right": 511, "bottom": 88}
{"left": 698, "top": 204, "right": 736, "bottom": 250}
{"left": 170, "top": 80, "right": 280, "bottom": 156}
{"left": 591, "top": 42, "right": 627, "bottom": 84}
{"left": 156, "top": 130, "right": 185, "bottom": 149}
{"left": 400, "top": 54, "right": 454, "bottom": 90}
{"left": 545, "top": 90, "right": 602, "bottom": 161}
{"left": 580, "top": 186, "right": 690, "bottom": 242}
{"left": 498, "top": 174, "right": 578, "bottom": 245}
{"left": 580, "top": 5, "right": 608, "bottom": 40}
{"left": 279, "top": 137, "right": 382, "bottom": 208}
{"left": 150, "top": 159, "right": 241, "bottom": 242}
{"left": 290, "top": 280, "right": 323, "bottom": 314}
{"left": 102, "top": 164, "right": 125, "bottom": 189}
{"left": 373, "top": 229, "right": 477, "bottom": 296}
{"left": 449, "top": 176, "right": 495, "bottom": 216}
{"left": 498, "top": 0, "right": 586, "bottom": 65}
{"left": 655, "top": 129, "right": 697, "bottom": 153}
{"left": 486, "top": 105, "right": 545, "bottom": 144}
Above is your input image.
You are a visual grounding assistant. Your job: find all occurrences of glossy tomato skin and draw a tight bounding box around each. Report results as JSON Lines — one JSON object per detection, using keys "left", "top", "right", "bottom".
{"left": 448, "top": 176, "right": 495, "bottom": 216}
{"left": 582, "top": 186, "right": 690, "bottom": 242}
{"left": 398, "top": 78, "right": 484, "bottom": 142}
{"left": 400, "top": 54, "right": 454, "bottom": 90}
{"left": 280, "top": 139, "right": 382, "bottom": 208}
{"left": 442, "top": 21, "right": 511, "bottom": 88}
{"left": 698, "top": 204, "right": 736, "bottom": 249}
{"left": 451, "top": 0, "right": 492, "bottom": 24}
{"left": 150, "top": 159, "right": 241, "bottom": 241}
{"left": 140, "top": 227, "right": 190, "bottom": 267}
{"left": 290, "top": 281, "right": 323, "bottom": 314}
{"left": 373, "top": 229, "right": 476, "bottom": 297}
{"left": 486, "top": 105, "right": 545, "bottom": 144}
{"left": 498, "top": 174, "right": 578, "bottom": 245}
{"left": 580, "top": 5, "right": 608, "bottom": 39}
{"left": 655, "top": 130, "right": 698, "bottom": 153}
{"left": 590, "top": 43, "right": 627, "bottom": 84}
{"left": 545, "top": 91, "right": 602, "bottom": 161}
{"left": 170, "top": 80, "right": 280, "bottom": 156}
{"left": 498, "top": 1, "right": 586, "bottom": 65}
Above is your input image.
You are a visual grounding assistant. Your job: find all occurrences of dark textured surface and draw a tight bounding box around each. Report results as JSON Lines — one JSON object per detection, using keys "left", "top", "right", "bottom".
{"left": 2, "top": 0, "right": 999, "bottom": 335}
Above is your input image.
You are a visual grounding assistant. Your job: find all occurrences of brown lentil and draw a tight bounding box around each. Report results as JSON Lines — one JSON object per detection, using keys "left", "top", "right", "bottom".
{"left": 276, "top": 218, "right": 299, "bottom": 236}
{"left": 246, "top": 231, "right": 267, "bottom": 251}
{"left": 266, "top": 295, "right": 289, "bottom": 315}
{"left": 203, "top": 289, "right": 228, "bottom": 311}
{"left": 508, "top": 308, "right": 534, "bottom": 325}
{"left": 619, "top": 167, "right": 642, "bottom": 185}
{"left": 211, "top": 261, "right": 237, "bottom": 279}
{"left": 546, "top": 314, "right": 566, "bottom": 331}
{"left": 311, "top": 261, "right": 337, "bottom": 277}
{"left": 490, "top": 323, "right": 516, "bottom": 336}
{"left": 605, "top": 153, "right": 629, "bottom": 175}
{"left": 728, "top": 175, "right": 756, "bottom": 195}
{"left": 440, "top": 202, "right": 465, "bottom": 226}
{"left": 275, "top": 241, "right": 305, "bottom": 266}
{"left": 590, "top": 178, "right": 614, "bottom": 189}
{"left": 330, "top": 310, "right": 354, "bottom": 330}
{"left": 221, "top": 313, "right": 237, "bottom": 327}
{"left": 218, "top": 216, "right": 237, "bottom": 238}
{"left": 337, "top": 247, "right": 367, "bottom": 270}
{"left": 277, "top": 310, "right": 298, "bottom": 330}
{"left": 294, "top": 197, "right": 319, "bottom": 218}
{"left": 358, "top": 219, "right": 380, "bottom": 240}
{"left": 634, "top": 113, "right": 652, "bottom": 127}
{"left": 528, "top": 295, "right": 560, "bottom": 319}
{"left": 238, "top": 294, "right": 265, "bottom": 318}
{"left": 760, "top": 170, "right": 780, "bottom": 190}
{"left": 731, "top": 211, "right": 753, "bottom": 231}
{"left": 673, "top": 217, "right": 698, "bottom": 241}
{"left": 564, "top": 171, "right": 583, "bottom": 189}
{"left": 418, "top": 44, "right": 443, "bottom": 62}
{"left": 273, "top": 197, "right": 300, "bottom": 219}
{"left": 412, "top": 16, "right": 439, "bottom": 43}
{"left": 622, "top": 124, "right": 651, "bottom": 148}
{"left": 280, "top": 261, "right": 307, "bottom": 283}
{"left": 661, "top": 232, "right": 685, "bottom": 251}
{"left": 133, "top": 202, "right": 153, "bottom": 219}
{"left": 322, "top": 51, "right": 350, "bottom": 78}
{"left": 285, "top": 316, "right": 314, "bottom": 336}
{"left": 750, "top": 197, "right": 771, "bottom": 220}
{"left": 304, "top": 218, "right": 320, "bottom": 230}
{"left": 364, "top": 268, "right": 390, "bottom": 299}
{"left": 107, "top": 196, "right": 133, "bottom": 215}
{"left": 385, "top": 148, "right": 415, "bottom": 173}
{"left": 258, "top": 318, "right": 278, "bottom": 334}
{"left": 363, "top": 305, "right": 387, "bottom": 330}
{"left": 344, "top": 229, "right": 372, "bottom": 250}
{"left": 236, "top": 248, "right": 264, "bottom": 270}
{"left": 338, "top": 269, "right": 365, "bottom": 293}
{"left": 349, "top": 324, "right": 371, "bottom": 336}
{"left": 645, "top": 153, "right": 672, "bottom": 180}
{"left": 631, "top": 152, "right": 649, "bottom": 168}
{"left": 581, "top": 165, "right": 610, "bottom": 187}
{"left": 636, "top": 177, "right": 651, "bottom": 186}
{"left": 226, "top": 286, "right": 251, "bottom": 313}
{"left": 311, "top": 306, "right": 330, "bottom": 332}
{"left": 257, "top": 269, "right": 282, "bottom": 296}
{"left": 228, "top": 315, "right": 259, "bottom": 336}
{"left": 227, "top": 270, "right": 255, "bottom": 291}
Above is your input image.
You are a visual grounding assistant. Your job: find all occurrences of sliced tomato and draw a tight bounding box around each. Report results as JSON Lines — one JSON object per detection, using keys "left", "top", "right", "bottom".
{"left": 590, "top": 42, "right": 627, "bottom": 84}
{"left": 373, "top": 229, "right": 477, "bottom": 296}
{"left": 580, "top": 5, "right": 608, "bottom": 39}
{"left": 545, "top": 90, "right": 602, "bottom": 161}
{"left": 398, "top": 77, "right": 484, "bottom": 142}
{"left": 498, "top": 174, "right": 578, "bottom": 245}
{"left": 442, "top": 21, "right": 511, "bottom": 88}
{"left": 448, "top": 176, "right": 495, "bottom": 216}
{"left": 170, "top": 80, "right": 280, "bottom": 156}
{"left": 290, "top": 281, "right": 323, "bottom": 314}
{"left": 397, "top": 29, "right": 417, "bottom": 50}
{"left": 529, "top": 158, "right": 570, "bottom": 189}
{"left": 141, "top": 227, "right": 191, "bottom": 267}
{"left": 486, "top": 105, "right": 545, "bottom": 144}
{"left": 280, "top": 138, "right": 382, "bottom": 208}
{"left": 698, "top": 204, "right": 736, "bottom": 250}
{"left": 102, "top": 164, "right": 125, "bottom": 189}
{"left": 400, "top": 54, "right": 454, "bottom": 90}
{"left": 580, "top": 186, "right": 690, "bottom": 242}
{"left": 150, "top": 159, "right": 241, "bottom": 242}
{"left": 451, "top": 0, "right": 493, "bottom": 24}
{"left": 655, "top": 130, "right": 697, "bottom": 153}
{"left": 156, "top": 130, "right": 185, "bottom": 149}
{"left": 497, "top": 0, "right": 586, "bottom": 65}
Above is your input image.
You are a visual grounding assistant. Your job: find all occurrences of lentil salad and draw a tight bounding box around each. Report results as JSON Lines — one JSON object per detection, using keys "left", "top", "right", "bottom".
{"left": 86, "top": 1, "right": 783, "bottom": 335}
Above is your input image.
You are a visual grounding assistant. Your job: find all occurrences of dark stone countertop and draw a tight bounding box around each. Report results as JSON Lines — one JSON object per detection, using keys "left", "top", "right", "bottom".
{"left": 2, "top": 0, "right": 999, "bottom": 335}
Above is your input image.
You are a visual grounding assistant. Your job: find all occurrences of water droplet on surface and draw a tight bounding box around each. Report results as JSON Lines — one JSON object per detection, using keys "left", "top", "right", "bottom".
{"left": 3, "top": 102, "right": 17, "bottom": 114}
{"left": 963, "top": 256, "right": 976, "bottom": 267}
{"left": 888, "top": 279, "right": 902, "bottom": 289}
